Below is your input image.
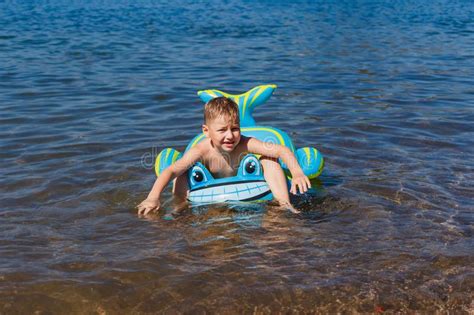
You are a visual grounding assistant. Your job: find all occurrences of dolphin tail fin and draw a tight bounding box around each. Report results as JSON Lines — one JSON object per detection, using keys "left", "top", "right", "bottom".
{"left": 155, "top": 148, "right": 182, "bottom": 177}
{"left": 197, "top": 84, "right": 277, "bottom": 127}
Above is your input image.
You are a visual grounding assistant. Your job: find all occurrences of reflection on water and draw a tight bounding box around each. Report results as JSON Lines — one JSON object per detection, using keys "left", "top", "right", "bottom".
{"left": 1, "top": 0, "right": 473, "bottom": 313}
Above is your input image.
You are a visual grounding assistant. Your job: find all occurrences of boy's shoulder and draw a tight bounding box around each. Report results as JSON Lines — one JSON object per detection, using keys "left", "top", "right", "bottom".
{"left": 239, "top": 134, "right": 250, "bottom": 143}
{"left": 194, "top": 138, "right": 211, "bottom": 152}
{"left": 238, "top": 135, "right": 257, "bottom": 148}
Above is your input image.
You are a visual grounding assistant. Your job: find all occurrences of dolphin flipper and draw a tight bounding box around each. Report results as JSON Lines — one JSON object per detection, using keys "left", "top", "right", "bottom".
{"left": 197, "top": 84, "right": 277, "bottom": 127}
{"left": 295, "top": 147, "right": 324, "bottom": 179}
{"left": 155, "top": 148, "right": 182, "bottom": 177}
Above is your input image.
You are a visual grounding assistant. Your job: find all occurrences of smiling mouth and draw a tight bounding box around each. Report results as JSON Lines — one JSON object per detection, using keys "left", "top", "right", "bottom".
{"left": 188, "top": 180, "right": 271, "bottom": 203}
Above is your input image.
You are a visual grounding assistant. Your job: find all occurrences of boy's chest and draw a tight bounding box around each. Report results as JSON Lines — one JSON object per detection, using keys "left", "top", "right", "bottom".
{"left": 203, "top": 151, "right": 245, "bottom": 179}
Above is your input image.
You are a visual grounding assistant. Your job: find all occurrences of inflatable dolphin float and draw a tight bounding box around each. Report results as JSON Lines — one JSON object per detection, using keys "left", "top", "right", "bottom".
{"left": 155, "top": 84, "right": 324, "bottom": 204}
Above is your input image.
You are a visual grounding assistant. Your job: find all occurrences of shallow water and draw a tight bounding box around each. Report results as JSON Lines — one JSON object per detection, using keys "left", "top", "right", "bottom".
{"left": 1, "top": 0, "right": 473, "bottom": 313}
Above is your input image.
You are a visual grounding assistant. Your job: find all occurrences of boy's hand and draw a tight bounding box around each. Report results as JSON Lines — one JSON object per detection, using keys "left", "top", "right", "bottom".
{"left": 290, "top": 173, "right": 311, "bottom": 195}
{"left": 137, "top": 198, "right": 161, "bottom": 215}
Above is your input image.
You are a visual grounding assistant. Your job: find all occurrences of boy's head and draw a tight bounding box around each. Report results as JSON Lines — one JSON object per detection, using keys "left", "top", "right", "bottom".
{"left": 204, "top": 97, "right": 240, "bottom": 125}
{"left": 202, "top": 97, "right": 241, "bottom": 152}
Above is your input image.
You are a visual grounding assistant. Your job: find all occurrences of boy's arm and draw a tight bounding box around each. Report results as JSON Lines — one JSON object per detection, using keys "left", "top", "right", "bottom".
{"left": 137, "top": 145, "right": 204, "bottom": 215}
{"left": 245, "top": 137, "right": 311, "bottom": 194}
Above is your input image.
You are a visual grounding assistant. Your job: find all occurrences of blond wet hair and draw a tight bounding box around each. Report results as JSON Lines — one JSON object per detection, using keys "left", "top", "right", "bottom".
{"left": 204, "top": 97, "right": 240, "bottom": 124}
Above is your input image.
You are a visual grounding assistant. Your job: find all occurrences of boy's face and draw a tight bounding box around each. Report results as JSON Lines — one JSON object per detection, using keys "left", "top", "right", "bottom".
{"left": 203, "top": 115, "right": 241, "bottom": 152}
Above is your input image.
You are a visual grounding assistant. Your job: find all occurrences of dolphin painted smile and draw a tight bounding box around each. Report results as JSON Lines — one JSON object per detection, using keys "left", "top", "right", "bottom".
{"left": 187, "top": 155, "right": 272, "bottom": 204}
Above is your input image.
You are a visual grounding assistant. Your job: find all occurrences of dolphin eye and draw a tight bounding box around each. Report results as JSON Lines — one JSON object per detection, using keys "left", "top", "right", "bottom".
{"left": 189, "top": 165, "right": 208, "bottom": 186}
{"left": 192, "top": 170, "right": 204, "bottom": 182}
{"left": 242, "top": 155, "right": 261, "bottom": 176}
{"left": 245, "top": 161, "right": 256, "bottom": 174}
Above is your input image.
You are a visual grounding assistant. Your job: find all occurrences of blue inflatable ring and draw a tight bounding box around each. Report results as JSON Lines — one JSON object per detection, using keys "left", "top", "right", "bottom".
{"left": 155, "top": 84, "right": 324, "bottom": 204}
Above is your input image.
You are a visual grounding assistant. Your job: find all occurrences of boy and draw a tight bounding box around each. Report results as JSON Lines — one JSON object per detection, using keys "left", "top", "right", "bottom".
{"left": 137, "top": 97, "right": 310, "bottom": 215}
